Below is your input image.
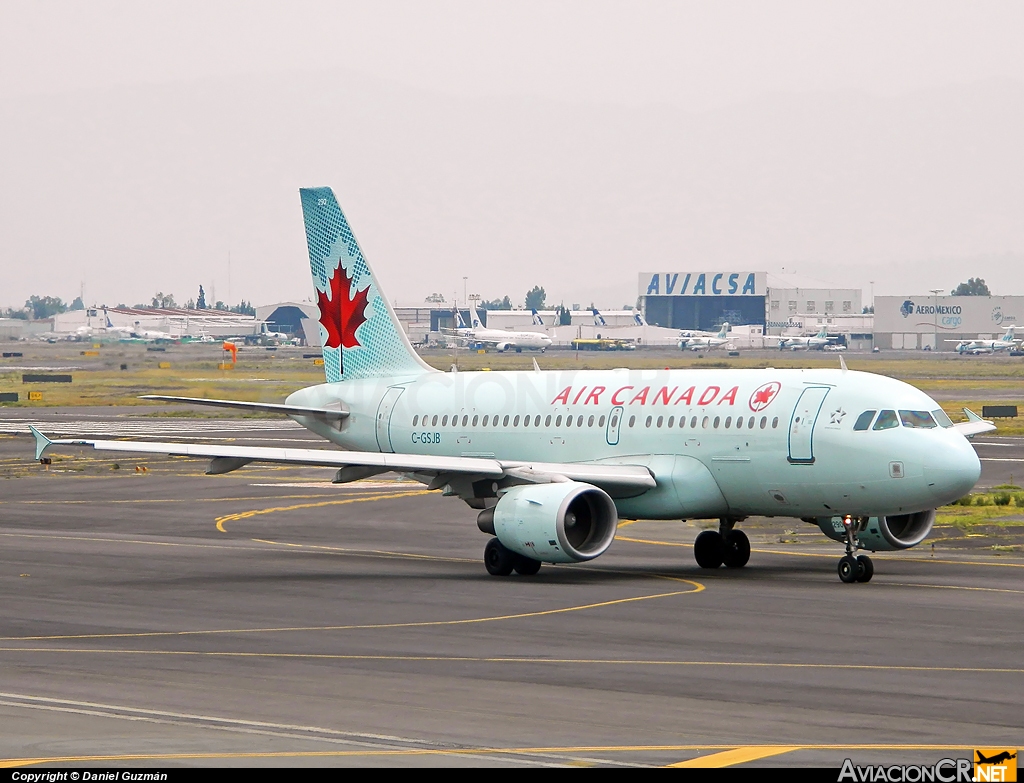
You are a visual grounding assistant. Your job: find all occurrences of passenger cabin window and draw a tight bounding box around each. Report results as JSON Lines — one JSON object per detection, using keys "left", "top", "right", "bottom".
{"left": 900, "top": 410, "right": 938, "bottom": 429}
{"left": 932, "top": 409, "right": 954, "bottom": 428}
{"left": 412, "top": 415, "right": 418, "bottom": 426}
{"left": 853, "top": 410, "right": 876, "bottom": 431}
{"left": 628, "top": 415, "right": 636, "bottom": 427}
{"left": 873, "top": 410, "right": 899, "bottom": 430}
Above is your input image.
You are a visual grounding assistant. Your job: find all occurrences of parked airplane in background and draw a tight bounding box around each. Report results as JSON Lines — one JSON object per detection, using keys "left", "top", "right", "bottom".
{"left": 776, "top": 326, "right": 833, "bottom": 351}
{"left": 445, "top": 306, "right": 552, "bottom": 353}
{"left": 531, "top": 309, "right": 545, "bottom": 326}
{"left": 131, "top": 322, "right": 175, "bottom": 341}
{"left": 678, "top": 323, "right": 731, "bottom": 352}
{"left": 947, "top": 325, "right": 1018, "bottom": 355}
{"left": 30, "top": 187, "right": 991, "bottom": 585}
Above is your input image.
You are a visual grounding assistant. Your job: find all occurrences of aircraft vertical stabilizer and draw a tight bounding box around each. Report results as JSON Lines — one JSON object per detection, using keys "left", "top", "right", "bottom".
{"left": 299, "top": 187, "right": 434, "bottom": 382}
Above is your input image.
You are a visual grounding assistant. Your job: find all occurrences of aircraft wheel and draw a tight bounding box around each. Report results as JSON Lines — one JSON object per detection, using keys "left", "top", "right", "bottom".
{"left": 515, "top": 347, "right": 522, "bottom": 353}
{"left": 855, "top": 554, "right": 874, "bottom": 583}
{"left": 484, "top": 537, "right": 515, "bottom": 576}
{"left": 838, "top": 555, "right": 859, "bottom": 583}
{"left": 722, "top": 529, "right": 750, "bottom": 568}
{"left": 512, "top": 555, "right": 542, "bottom": 576}
{"left": 694, "top": 530, "right": 724, "bottom": 569}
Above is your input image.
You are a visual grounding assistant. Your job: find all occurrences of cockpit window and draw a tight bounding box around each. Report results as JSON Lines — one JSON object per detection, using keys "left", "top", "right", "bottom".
{"left": 932, "top": 408, "right": 954, "bottom": 428}
{"left": 872, "top": 410, "right": 899, "bottom": 430}
{"left": 900, "top": 410, "right": 938, "bottom": 429}
{"left": 853, "top": 410, "right": 876, "bottom": 431}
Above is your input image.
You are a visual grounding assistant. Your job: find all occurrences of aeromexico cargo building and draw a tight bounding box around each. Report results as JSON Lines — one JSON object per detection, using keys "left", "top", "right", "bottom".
{"left": 875, "top": 295, "right": 1024, "bottom": 350}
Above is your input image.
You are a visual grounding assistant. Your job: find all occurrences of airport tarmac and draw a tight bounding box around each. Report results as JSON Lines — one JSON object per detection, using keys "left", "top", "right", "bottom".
{"left": 0, "top": 410, "right": 1022, "bottom": 768}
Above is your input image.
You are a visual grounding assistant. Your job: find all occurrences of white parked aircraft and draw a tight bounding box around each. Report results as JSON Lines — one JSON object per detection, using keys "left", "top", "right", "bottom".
{"left": 947, "top": 325, "right": 1018, "bottom": 355}
{"left": 131, "top": 322, "right": 175, "bottom": 341}
{"left": 776, "top": 326, "right": 833, "bottom": 351}
{"left": 445, "top": 306, "right": 552, "bottom": 353}
{"left": 678, "top": 323, "right": 731, "bottom": 352}
{"left": 30, "top": 187, "right": 991, "bottom": 584}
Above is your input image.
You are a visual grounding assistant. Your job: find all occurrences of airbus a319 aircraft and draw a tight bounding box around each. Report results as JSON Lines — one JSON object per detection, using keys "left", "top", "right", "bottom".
{"left": 30, "top": 188, "right": 993, "bottom": 584}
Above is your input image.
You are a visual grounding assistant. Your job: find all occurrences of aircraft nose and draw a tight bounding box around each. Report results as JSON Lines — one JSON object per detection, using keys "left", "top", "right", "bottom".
{"left": 924, "top": 437, "right": 981, "bottom": 503}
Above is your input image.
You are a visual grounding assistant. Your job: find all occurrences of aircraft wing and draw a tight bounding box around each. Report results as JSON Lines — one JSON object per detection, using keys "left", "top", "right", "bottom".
{"left": 140, "top": 395, "right": 349, "bottom": 420}
{"left": 28, "top": 428, "right": 656, "bottom": 494}
{"left": 954, "top": 408, "right": 997, "bottom": 438}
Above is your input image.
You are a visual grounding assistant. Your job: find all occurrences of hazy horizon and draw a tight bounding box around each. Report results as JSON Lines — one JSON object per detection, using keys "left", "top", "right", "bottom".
{"left": 2, "top": 2, "right": 1023, "bottom": 311}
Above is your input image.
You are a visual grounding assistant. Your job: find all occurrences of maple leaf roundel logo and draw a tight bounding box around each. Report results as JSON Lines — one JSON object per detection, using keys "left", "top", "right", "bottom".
{"left": 317, "top": 264, "right": 370, "bottom": 349}
{"left": 749, "top": 381, "right": 781, "bottom": 412}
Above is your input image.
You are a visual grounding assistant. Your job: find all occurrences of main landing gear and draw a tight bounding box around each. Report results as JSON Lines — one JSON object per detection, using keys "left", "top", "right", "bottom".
{"left": 694, "top": 519, "right": 750, "bottom": 569}
{"left": 837, "top": 515, "right": 873, "bottom": 584}
{"left": 484, "top": 537, "right": 542, "bottom": 576}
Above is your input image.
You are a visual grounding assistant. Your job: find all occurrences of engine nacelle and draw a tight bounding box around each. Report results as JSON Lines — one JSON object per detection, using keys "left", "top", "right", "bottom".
{"left": 814, "top": 510, "right": 935, "bottom": 551}
{"left": 495, "top": 342, "right": 512, "bottom": 353}
{"left": 488, "top": 482, "right": 618, "bottom": 563}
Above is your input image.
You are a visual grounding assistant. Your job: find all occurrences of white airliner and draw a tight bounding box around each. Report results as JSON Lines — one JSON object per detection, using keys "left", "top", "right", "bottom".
{"left": 776, "top": 326, "right": 833, "bottom": 351}
{"left": 947, "top": 325, "right": 1018, "bottom": 355}
{"left": 678, "top": 323, "right": 731, "bottom": 352}
{"left": 131, "top": 322, "right": 175, "bottom": 342}
{"left": 30, "top": 187, "right": 991, "bottom": 584}
{"left": 445, "top": 305, "right": 552, "bottom": 353}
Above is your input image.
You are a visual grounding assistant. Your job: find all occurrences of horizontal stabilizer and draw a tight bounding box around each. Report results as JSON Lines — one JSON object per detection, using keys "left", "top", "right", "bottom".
{"left": 139, "top": 395, "right": 349, "bottom": 420}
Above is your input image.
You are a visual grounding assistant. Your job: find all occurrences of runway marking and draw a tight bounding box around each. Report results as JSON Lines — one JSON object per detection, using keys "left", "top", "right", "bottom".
{"left": 0, "top": 745, "right": 993, "bottom": 768}
{"left": 669, "top": 746, "right": 801, "bottom": 767}
{"left": 1, "top": 649, "right": 1021, "bottom": 675}
{"left": 215, "top": 490, "right": 432, "bottom": 532}
{"left": 615, "top": 534, "right": 1024, "bottom": 569}
{"left": 14, "top": 491, "right": 405, "bottom": 505}
{"left": 0, "top": 581, "right": 704, "bottom": 641}
{"left": 252, "top": 537, "right": 476, "bottom": 563}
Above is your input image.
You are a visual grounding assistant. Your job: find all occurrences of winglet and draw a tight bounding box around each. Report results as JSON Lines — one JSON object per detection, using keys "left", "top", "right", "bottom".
{"left": 963, "top": 408, "right": 985, "bottom": 423}
{"left": 839, "top": 355, "right": 848, "bottom": 373}
{"left": 532, "top": 357, "right": 541, "bottom": 372}
{"left": 29, "top": 426, "right": 52, "bottom": 461}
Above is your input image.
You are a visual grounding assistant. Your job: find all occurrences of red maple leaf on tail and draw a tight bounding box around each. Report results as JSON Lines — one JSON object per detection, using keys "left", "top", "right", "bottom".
{"left": 317, "top": 264, "right": 370, "bottom": 349}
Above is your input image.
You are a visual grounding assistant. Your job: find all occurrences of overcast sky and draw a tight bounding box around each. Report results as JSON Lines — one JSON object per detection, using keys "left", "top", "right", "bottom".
{"left": 2, "top": 2, "right": 1023, "bottom": 309}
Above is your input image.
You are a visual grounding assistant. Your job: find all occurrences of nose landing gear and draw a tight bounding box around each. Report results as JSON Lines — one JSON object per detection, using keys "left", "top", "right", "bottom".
{"left": 837, "top": 516, "right": 873, "bottom": 583}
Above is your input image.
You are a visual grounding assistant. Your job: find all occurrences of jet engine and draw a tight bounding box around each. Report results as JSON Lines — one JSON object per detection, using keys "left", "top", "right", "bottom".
{"left": 813, "top": 510, "right": 935, "bottom": 551}
{"left": 478, "top": 482, "right": 618, "bottom": 563}
{"left": 495, "top": 342, "right": 512, "bottom": 353}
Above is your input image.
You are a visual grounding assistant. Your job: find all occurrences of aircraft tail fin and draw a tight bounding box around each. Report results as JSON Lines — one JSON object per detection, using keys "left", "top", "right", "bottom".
{"left": 532, "top": 309, "right": 544, "bottom": 326}
{"left": 718, "top": 322, "right": 730, "bottom": 339}
{"left": 453, "top": 307, "right": 467, "bottom": 330}
{"left": 634, "top": 311, "right": 647, "bottom": 327}
{"left": 592, "top": 308, "right": 606, "bottom": 327}
{"left": 471, "top": 306, "right": 484, "bottom": 329}
{"left": 299, "top": 188, "right": 434, "bottom": 382}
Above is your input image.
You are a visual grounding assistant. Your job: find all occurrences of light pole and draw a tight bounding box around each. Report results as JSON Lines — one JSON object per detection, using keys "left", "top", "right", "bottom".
{"left": 463, "top": 277, "right": 468, "bottom": 309}
{"left": 929, "top": 288, "right": 943, "bottom": 351}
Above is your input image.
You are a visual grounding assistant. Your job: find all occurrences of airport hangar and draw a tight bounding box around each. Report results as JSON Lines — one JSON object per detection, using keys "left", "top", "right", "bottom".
{"left": 638, "top": 270, "right": 865, "bottom": 339}
{"left": 874, "top": 294, "right": 1024, "bottom": 351}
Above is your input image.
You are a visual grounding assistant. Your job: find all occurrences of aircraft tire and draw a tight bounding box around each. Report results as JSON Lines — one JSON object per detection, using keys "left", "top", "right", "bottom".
{"left": 694, "top": 530, "right": 724, "bottom": 569}
{"left": 838, "top": 555, "right": 859, "bottom": 583}
{"left": 484, "top": 537, "right": 515, "bottom": 576}
{"left": 855, "top": 554, "right": 874, "bottom": 583}
{"left": 722, "top": 530, "right": 750, "bottom": 568}
{"left": 512, "top": 555, "right": 542, "bottom": 576}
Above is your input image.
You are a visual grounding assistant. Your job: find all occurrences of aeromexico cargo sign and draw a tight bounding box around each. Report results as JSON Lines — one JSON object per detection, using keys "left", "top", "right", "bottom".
{"left": 641, "top": 272, "right": 765, "bottom": 297}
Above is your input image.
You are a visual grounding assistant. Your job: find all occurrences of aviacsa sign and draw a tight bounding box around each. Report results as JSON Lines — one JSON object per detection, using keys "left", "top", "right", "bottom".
{"left": 641, "top": 272, "right": 764, "bottom": 297}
